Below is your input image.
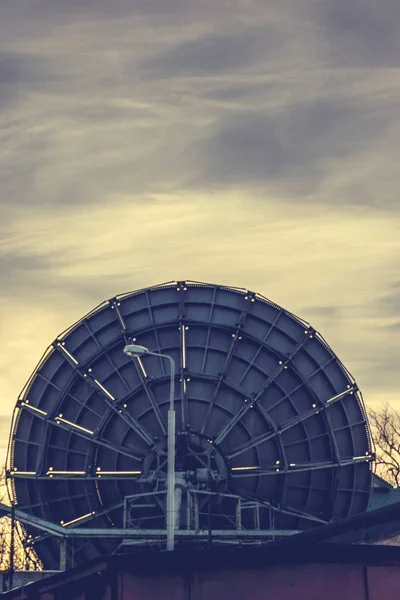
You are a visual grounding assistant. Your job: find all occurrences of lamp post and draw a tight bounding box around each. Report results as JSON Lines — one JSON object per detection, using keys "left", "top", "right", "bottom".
{"left": 123, "top": 344, "right": 176, "bottom": 551}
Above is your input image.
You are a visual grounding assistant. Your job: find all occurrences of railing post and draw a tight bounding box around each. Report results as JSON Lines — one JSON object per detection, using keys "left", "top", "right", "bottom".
{"left": 59, "top": 537, "right": 67, "bottom": 571}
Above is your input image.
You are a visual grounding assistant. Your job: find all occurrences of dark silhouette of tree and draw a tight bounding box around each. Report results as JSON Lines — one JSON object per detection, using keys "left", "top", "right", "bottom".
{"left": 0, "top": 469, "right": 39, "bottom": 571}
{"left": 369, "top": 404, "right": 400, "bottom": 487}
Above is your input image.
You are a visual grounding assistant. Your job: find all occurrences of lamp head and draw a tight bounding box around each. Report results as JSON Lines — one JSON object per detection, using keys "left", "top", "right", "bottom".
{"left": 123, "top": 344, "right": 150, "bottom": 357}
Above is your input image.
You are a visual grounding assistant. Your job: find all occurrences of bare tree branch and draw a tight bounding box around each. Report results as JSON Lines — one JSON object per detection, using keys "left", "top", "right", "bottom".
{"left": 0, "top": 469, "right": 40, "bottom": 571}
{"left": 369, "top": 404, "right": 400, "bottom": 487}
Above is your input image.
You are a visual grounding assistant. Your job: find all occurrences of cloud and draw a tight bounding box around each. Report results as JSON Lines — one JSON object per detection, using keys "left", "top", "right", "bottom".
{"left": 0, "top": 51, "right": 57, "bottom": 108}
{"left": 0, "top": 252, "right": 50, "bottom": 294}
{"left": 322, "top": 0, "right": 400, "bottom": 67}
{"left": 1, "top": 193, "right": 399, "bottom": 407}
{"left": 300, "top": 305, "right": 341, "bottom": 320}
{"left": 141, "top": 30, "right": 280, "bottom": 77}
{"left": 371, "top": 282, "right": 400, "bottom": 319}
{"left": 190, "top": 98, "right": 396, "bottom": 203}
{"left": 1, "top": 0, "right": 400, "bottom": 215}
{"left": 0, "top": 416, "right": 11, "bottom": 455}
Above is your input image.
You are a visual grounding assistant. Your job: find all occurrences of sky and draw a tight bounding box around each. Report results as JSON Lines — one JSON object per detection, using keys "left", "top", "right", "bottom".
{"left": 1, "top": 0, "right": 400, "bottom": 461}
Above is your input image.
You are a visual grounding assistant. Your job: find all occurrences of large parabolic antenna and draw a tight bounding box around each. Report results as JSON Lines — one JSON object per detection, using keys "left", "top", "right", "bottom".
{"left": 7, "top": 281, "right": 373, "bottom": 568}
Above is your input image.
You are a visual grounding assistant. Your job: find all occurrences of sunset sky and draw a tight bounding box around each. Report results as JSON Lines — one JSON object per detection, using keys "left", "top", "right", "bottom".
{"left": 1, "top": 0, "right": 400, "bottom": 461}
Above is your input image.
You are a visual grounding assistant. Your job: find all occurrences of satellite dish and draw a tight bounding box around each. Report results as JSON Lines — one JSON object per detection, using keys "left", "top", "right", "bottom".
{"left": 7, "top": 281, "right": 373, "bottom": 568}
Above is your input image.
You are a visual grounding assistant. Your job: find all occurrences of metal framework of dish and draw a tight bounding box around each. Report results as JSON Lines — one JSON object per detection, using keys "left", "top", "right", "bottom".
{"left": 6, "top": 281, "right": 374, "bottom": 569}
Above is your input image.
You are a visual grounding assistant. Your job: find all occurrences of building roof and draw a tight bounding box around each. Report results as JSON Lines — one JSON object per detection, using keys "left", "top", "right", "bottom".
{"left": 3, "top": 543, "right": 400, "bottom": 598}
{"left": 273, "top": 498, "right": 400, "bottom": 547}
{"left": 368, "top": 473, "right": 400, "bottom": 511}
{"left": 371, "top": 473, "right": 394, "bottom": 490}
{"left": 4, "top": 476, "right": 400, "bottom": 597}
{"left": 369, "top": 487, "right": 400, "bottom": 511}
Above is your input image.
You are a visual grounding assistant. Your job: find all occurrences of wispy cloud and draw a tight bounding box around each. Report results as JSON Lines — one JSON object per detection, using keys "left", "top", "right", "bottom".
{"left": 321, "top": 0, "right": 400, "bottom": 67}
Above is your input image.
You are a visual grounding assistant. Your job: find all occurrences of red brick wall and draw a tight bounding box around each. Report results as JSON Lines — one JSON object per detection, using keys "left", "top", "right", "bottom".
{"left": 367, "top": 566, "right": 400, "bottom": 600}
{"left": 122, "top": 572, "right": 184, "bottom": 600}
{"left": 121, "top": 562, "right": 400, "bottom": 600}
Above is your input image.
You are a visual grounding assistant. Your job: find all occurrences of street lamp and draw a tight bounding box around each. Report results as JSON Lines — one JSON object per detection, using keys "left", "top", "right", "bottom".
{"left": 123, "top": 344, "right": 176, "bottom": 551}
